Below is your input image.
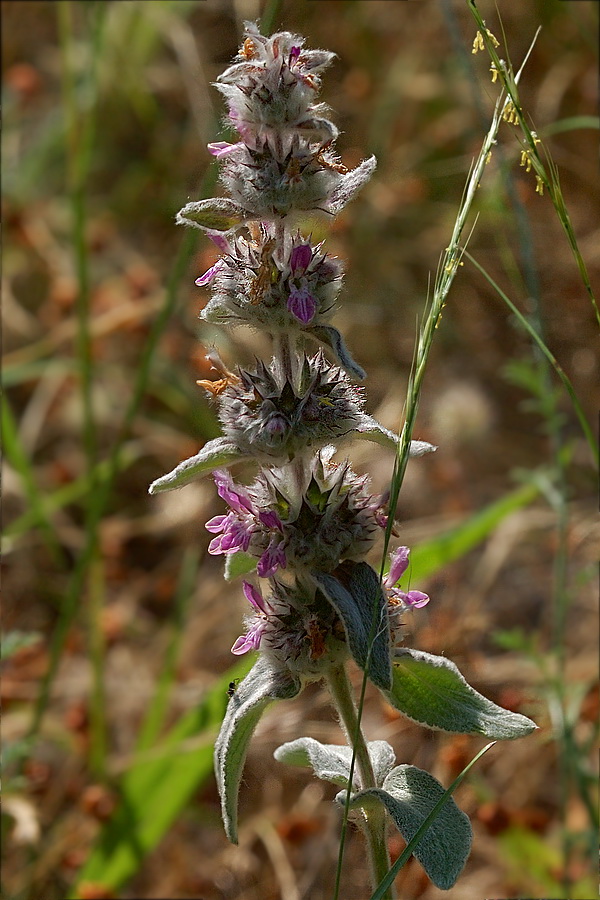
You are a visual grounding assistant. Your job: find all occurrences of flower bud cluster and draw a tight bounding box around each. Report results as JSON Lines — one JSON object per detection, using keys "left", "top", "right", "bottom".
{"left": 198, "top": 232, "right": 342, "bottom": 332}
{"left": 206, "top": 452, "right": 384, "bottom": 578}
{"left": 216, "top": 351, "right": 367, "bottom": 460}
{"left": 232, "top": 578, "right": 349, "bottom": 678}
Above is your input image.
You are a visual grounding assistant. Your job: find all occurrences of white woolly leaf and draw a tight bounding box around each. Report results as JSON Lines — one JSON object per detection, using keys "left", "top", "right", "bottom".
{"left": 308, "top": 325, "right": 366, "bottom": 380}
{"left": 148, "top": 438, "right": 243, "bottom": 494}
{"left": 326, "top": 156, "right": 377, "bottom": 214}
{"left": 355, "top": 417, "right": 437, "bottom": 458}
{"left": 339, "top": 765, "right": 472, "bottom": 890}
{"left": 312, "top": 562, "right": 392, "bottom": 691}
{"left": 214, "top": 656, "right": 301, "bottom": 843}
{"left": 275, "top": 737, "right": 396, "bottom": 789}
{"left": 176, "top": 198, "right": 249, "bottom": 233}
{"left": 385, "top": 649, "right": 537, "bottom": 739}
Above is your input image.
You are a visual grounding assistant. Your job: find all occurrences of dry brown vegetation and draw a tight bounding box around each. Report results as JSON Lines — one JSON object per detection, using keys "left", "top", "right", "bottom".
{"left": 3, "top": 1, "right": 598, "bottom": 898}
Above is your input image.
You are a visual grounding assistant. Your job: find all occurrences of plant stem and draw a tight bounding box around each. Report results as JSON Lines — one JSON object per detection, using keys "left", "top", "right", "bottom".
{"left": 326, "top": 664, "right": 396, "bottom": 900}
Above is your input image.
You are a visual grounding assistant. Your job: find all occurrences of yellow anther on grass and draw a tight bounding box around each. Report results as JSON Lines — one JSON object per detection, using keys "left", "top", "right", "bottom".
{"left": 472, "top": 27, "right": 500, "bottom": 54}
{"left": 472, "top": 31, "right": 485, "bottom": 53}
{"left": 502, "top": 101, "right": 518, "bottom": 125}
{"left": 520, "top": 150, "right": 532, "bottom": 173}
{"left": 535, "top": 176, "right": 544, "bottom": 195}
{"left": 490, "top": 63, "right": 499, "bottom": 83}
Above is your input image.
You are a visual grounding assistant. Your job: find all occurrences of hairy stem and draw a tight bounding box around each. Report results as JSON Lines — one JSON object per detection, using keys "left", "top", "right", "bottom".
{"left": 326, "top": 664, "right": 396, "bottom": 900}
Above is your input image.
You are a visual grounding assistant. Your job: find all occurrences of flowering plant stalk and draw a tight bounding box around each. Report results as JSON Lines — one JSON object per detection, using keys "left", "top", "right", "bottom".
{"left": 150, "top": 22, "right": 536, "bottom": 896}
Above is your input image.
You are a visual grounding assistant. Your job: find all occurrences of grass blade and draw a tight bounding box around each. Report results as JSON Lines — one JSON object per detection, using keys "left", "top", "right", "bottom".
{"left": 71, "top": 656, "right": 254, "bottom": 896}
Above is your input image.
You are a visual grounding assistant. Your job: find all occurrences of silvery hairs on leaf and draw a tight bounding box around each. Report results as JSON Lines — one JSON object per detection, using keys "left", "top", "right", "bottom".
{"left": 385, "top": 648, "right": 537, "bottom": 739}
{"left": 214, "top": 654, "right": 302, "bottom": 844}
{"left": 339, "top": 765, "right": 472, "bottom": 890}
{"left": 274, "top": 736, "right": 397, "bottom": 790}
{"left": 312, "top": 561, "right": 392, "bottom": 691}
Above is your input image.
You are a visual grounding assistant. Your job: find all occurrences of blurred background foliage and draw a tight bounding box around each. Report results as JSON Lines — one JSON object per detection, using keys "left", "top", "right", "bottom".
{"left": 2, "top": 1, "right": 598, "bottom": 898}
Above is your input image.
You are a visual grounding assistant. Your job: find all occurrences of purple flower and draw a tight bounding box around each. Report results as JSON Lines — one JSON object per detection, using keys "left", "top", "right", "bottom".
{"left": 386, "top": 546, "right": 410, "bottom": 585}
{"left": 195, "top": 258, "right": 225, "bottom": 287}
{"left": 290, "top": 243, "right": 312, "bottom": 275}
{"left": 213, "top": 469, "right": 254, "bottom": 515}
{"left": 258, "top": 510, "right": 283, "bottom": 530}
{"left": 231, "top": 581, "right": 272, "bottom": 655}
{"left": 257, "top": 536, "right": 287, "bottom": 578}
{"left": 206, "top": 513, "right": 254, "bottom": 555}
{"left": 207, "top": 141, "right": 244, "bottom": 158}
{"left": 383, "top": 546, "right": 430, "bottom": 609}
{"left": 206, "top": 231, "right": 232, "bottom": 254}
{"left": 288, "top": 285, "right": 317, "bottom": 324}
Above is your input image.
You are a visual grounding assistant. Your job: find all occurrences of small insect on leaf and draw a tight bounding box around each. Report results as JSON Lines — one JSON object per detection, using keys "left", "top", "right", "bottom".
{"left": 227, "top": 678, "right": 241, "bottom": 698}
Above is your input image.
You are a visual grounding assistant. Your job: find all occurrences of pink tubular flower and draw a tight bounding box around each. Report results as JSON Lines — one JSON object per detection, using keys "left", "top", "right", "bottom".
{"left": 213, "top": 469, "right": 254, "bottom": 515}
{"left": 195, "top": 258, "right": 226, "bottom": 287}
{"left": 258, "top": 510, "right": 283, "bottom": 530}
{"left": 206, "top": 231, "right": 232, "bottom": 254}
{"left": 231, "top": 581, "right": 272, "bottom": 654}
{"left": 206, "top": 512, "right": 254, "bottom": 555}
{"left": 290, "top": 243, "right": 312, "bottom": 275}
{"left": 207, "top": 141, "right": 245, "bottom": 158}
{"left": 383, "top": 546, "right": 430, "bottom": 609}
{"left": 288, "top": 285, "right": 317, "bottom": 324}
{"left": 257, "top": 536, "right": 287, "bottom": 578}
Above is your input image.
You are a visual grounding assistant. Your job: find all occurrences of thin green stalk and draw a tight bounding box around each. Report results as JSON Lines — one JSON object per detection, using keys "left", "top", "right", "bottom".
{"left": 260, "top": 0, "right": 283, "bottom": 36}
{"left": 3, "top": 442, "right": 139, "bottom": 544}
{"left": 381, "top": 44, "right": 528, "bottom": 572}
{"left": 58, "top": 0, "right": 106, "bottom": 472}
{"left": 27, "top": 227, "right": 199, "bottom": 742}
{"left": 464, "top": 251, "right": 599, "bottom": 465}
{"left": 88, "top": 554, "right": 108, "bottom": 777}
{"left": 467, "top": 0, "right": 600, "bottom": 327}
{"left": 58, "top": 0, "right": 108, "bottom": 781}
{"left": 325, "top": 664, "right": 395, "bottom": 900}
{"left": 1, "top": 399, "right": 66, "bottom": 568}
{"left": 330, "top": 31, "right": 538, "bottom": 900}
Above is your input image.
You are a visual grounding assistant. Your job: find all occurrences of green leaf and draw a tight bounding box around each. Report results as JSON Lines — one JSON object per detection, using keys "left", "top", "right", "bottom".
{"left": 214, "top": 656, "right": 302, "bottom": 843}
{"left": 274, "top": 737, "right": 396, "bottom": 789}
{"left": 148, "top": 437, "right": 244, "bottom": 494}
{"left": 308, "top": 325, "right": 366, "bottom": 380}
{"left": 384, "top": 649, "right": 537, "bottom": 738}
{"left": 312, "top": 562, "right": 392, "bottom": 691}
{"left": 407, "top": 480, "right": 541, "bottom": 583}
{"left": 224, "top": 551, "right": 256, "bottom": 581}
{"left": 176, "top": 198, "right": 249, "bottom": 232}
{"left": 343, "top": 765, "right": 472, "bottom": 890}
{"left": 71, "top": 656, "right": 254, "bottom": 898}
{"left": 1, "top": 631, "right": 42, "bottom": 661}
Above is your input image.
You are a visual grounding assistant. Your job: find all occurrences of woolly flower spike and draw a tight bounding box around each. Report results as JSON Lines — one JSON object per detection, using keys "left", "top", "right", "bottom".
{"left": 177, "top": 22, "right": 376, "bottom": 231}
{"left": 217, "top": 352, "right": 395, "bottom": 460}
{"left": 199, "top": 232, "right": 342, "bottom": 332}
{"left": 231, "top": 577, "right": 349, "bottom": 676}
{"left": 216, "top": 22, "right": 337, "bottom": 153}
{"left": 218, "top": 140, "right": 376, "bottom": 221}
{"left": 206, "top": 452, "right": 385, "bottom": 577}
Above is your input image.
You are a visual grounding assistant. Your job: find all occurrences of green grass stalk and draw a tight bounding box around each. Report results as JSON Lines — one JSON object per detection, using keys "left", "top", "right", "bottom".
{"left": 467, "top": 0, "right": 600, "bottom": 327}
{"left": 464, "top": 252, "right": 598, "bottom": 464}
